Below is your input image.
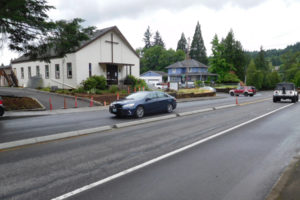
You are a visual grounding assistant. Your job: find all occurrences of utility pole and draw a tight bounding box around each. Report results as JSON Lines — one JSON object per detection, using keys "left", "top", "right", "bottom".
{"left": 185, "top": 37, "right": 191, "bottom": 88}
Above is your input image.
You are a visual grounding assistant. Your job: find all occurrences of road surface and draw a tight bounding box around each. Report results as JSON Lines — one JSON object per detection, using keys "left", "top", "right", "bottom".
{"left": 1, "top": 93, "right": 299, "bottom": 200}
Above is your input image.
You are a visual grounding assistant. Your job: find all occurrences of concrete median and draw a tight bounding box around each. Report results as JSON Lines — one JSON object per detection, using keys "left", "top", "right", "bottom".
{"left": 177, "top": 108, "right": 214, "bottom": 117}
{"left": 0, "top": 125, "right": 112, "bottom": 150}
{"left": 114, "top": 114, "right": 177, "bottom": 128}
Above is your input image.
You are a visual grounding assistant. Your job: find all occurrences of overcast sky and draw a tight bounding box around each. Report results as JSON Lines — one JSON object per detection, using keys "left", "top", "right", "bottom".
{"left": 1, "top": 0, "right": 300, "bottom": 65}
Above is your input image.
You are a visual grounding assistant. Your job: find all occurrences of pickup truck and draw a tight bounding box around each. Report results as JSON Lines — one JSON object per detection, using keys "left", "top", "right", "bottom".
{"left": 229, "top": 86, "right": 256, "bottom": 97}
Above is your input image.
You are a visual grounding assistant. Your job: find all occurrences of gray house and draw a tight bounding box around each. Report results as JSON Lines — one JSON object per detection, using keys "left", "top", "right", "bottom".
{"left": 166, "top": 59, "right": 217, "bottom": 83}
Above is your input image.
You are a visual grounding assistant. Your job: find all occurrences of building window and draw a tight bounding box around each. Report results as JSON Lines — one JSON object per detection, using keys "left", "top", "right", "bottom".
{"left": 36, "top": 66, "right": 40, "bottom": 77}
{"left": 55, "top": 64, "right": 60, "bottom": 79}
{"left": 21, "top": 67, "right": 24, "bottom": 79}
{"left": 89, "top": 63, "right": 92, "bottom": 77}
{"left": 45, "top": 65, "right": 49, "bottom": 79}
{"left": 67, "top": 63, "right": 72, "bottom": 79}
{"left": 28, "top": 67, "right": 31, "bottom": 78}
{"left": 172, "top": 68, "right": 176, "bottom": 74}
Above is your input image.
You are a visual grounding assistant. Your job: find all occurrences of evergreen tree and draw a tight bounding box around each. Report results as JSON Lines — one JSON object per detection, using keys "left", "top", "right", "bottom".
{"left": 255, "top": 46, "right": 269, "bottom": 71}
{"left": 221, "top": 29, "right": 246, "bottom": 80}
{"left": 189, "top": 22, "right": 208, "bottom": 64}
{"left": 153, "top": 31, "right": 165, "bottom": 48}
{"left": 143, "top": 26, "right": 152, "bottom": 49}
{"left": 0, "top": 0, "right": 95, "bottom": 61}
{"left": 246, "top": 59, "right": 263, "bottom": 89}
{"left": 0, "top": 0, "right": 55, "bottom": 56}
{"left": 176, "top": 33, "right": 187, "bottom": 54}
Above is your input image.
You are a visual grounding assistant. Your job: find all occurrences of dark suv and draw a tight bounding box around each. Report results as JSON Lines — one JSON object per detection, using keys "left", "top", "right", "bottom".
{"left": 273, "top": 82, "right": 299, "bottom": 103}
{"left": 0, "top": 96, "right": 4, "bottom": 116}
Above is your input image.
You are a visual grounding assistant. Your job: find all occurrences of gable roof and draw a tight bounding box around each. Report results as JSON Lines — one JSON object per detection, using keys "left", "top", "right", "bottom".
{"left": 140, "top": 70, "right": 168, "bottom": 77}
{"left": 165, "top": 59, "right": 209, "bottom": 69}
{"left": 12, "top": 26, "right": 139, "bottom": 64}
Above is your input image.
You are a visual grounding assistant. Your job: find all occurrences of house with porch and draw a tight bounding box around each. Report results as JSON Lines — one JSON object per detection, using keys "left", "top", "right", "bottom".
{"left": 166, "top": 59, "right": 217, "bottom": 84}
{"left": 11, "top": 26, "right": 140, "bottom": 88}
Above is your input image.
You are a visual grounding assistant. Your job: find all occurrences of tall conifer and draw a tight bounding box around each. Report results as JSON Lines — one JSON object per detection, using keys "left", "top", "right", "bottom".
{"left": 190, "top": 22, "right": 208, "bottom": 64}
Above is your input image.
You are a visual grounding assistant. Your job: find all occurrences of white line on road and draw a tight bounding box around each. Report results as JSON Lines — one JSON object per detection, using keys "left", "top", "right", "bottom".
{"left": 52, "top": 103, "right": 293, "bottom": 200}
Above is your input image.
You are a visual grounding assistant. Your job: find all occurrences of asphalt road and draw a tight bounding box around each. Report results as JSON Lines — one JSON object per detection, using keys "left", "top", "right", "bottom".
{"left": 70, "top": 102, "right": 300, "bottom": 200}
{"left": 1, "top": 95, "right": 299, "bottom": 200}
{"left": 0, "top": 91, "right": 273, "bottom": 143}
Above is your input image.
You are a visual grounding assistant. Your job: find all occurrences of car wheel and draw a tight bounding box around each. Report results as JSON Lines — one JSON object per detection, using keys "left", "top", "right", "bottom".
{"left": 0, "top": 107, "right": 4, "bottom": 116}
{"left": 244, "top": 92, "right": 248, "bottom": 97}
{"left": 135, "top": 106, "right": 144, "bottom": 118}
{"left": 166, "top": 103, "right": 173, "bottom": 113}
{"left": 230, "top": 92, "right": 234, "bottom": 96}
{"left": 292, "top": 97, "right": 296, "bottom": 103}
{"left": 273, "top": 97, "right": 277, "bottom": 103}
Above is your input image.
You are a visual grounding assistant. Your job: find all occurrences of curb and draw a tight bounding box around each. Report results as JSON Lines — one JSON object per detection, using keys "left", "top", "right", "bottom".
{"left": 177, "top": 108, "right": 214, "bottom": 116}
{"left": 114, "top": 114, "right": 177, "bottom": 128}
{"left": 0, "top": 125, "right": 112, "bottom": 150}
{"left": 214, "top": 104, "right": 237, "bottom": 110}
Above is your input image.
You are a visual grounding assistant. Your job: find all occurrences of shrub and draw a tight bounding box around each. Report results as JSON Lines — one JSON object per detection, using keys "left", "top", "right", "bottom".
{"left": 223, "top": 73, "right": 240, "bottom": 83}
{"left": 109, "top": 85, "right": 119, "bottom": 93}
{"left": 83, "top": 75, "right": 107, "bottom": 90}
{"left": 124, "top": 75, "right": 137, "bottom": 86}
{"left": 194, "top": 80, "right": 203, "bottom": 88}
{"left": 73, "top": 86, "right": 85, "bottom": 94}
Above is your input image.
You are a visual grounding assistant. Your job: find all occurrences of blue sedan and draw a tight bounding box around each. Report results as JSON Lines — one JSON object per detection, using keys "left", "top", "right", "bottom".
{"left": 109, "top": 91, "right": 177, "bottom": 118}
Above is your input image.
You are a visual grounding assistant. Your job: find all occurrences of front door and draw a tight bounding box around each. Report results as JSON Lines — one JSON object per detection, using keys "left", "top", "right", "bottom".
{"left": 107, "top": 64, "right": 118, "bottom": 85}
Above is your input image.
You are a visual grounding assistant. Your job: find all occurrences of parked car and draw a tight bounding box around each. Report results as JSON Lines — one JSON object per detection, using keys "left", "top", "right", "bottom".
{"left": 109, "top": 91, "right": 177, "bottom": 118}
{"left": 229, "top": 86, "right": 256, "bottom": 97}
{"left": 155, "top": 82, "right": 168, "bottom": 90}
{"left": 0, "top": 96, "right": 4, "bottom": 116}
{"left": 273, "top": 82, "right": 298, "bottom": 103}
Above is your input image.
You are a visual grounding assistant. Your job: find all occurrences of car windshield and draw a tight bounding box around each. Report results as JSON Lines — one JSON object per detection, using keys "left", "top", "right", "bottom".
{"left": 125, "top": 92, "right": 148, "bottom": 100}
{"left": 276, "top": 84, "right": 294, "bottom": 90}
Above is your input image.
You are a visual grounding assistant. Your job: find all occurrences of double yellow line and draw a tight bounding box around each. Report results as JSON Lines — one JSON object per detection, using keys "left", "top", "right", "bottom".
{"left": 239, "top": 98, "right": 272, "bottom": 106}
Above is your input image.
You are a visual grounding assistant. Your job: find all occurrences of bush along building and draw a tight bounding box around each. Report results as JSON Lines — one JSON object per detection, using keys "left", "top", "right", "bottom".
{"left": 11, "top": 26, "right": 140, "bottom": 89}
{"left": 166, "top": 59, "right": 217, "bottom": 84}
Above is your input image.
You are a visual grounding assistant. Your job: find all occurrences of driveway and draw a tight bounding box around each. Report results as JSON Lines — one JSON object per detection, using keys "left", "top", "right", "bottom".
{"left": 0, "top": 87, "right": 95, "bottom": 110}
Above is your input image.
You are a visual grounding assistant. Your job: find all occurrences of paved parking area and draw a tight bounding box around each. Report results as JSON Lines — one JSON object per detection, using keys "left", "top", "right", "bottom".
{"left": 0, "top": 87, "right": 96, "bottom": 110}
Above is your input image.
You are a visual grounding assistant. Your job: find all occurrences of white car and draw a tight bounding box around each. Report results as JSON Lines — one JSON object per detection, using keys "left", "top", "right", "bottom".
{"left": 273, "top": 82, "right": 298, "bottom": 103}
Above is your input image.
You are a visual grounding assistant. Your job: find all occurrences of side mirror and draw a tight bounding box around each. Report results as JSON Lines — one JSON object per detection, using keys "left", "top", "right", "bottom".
{"left": 145, "top": 98, "right": 151, "bottom": 102}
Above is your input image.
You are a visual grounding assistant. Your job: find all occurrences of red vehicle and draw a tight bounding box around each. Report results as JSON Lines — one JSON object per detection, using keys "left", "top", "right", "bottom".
{"left": 0, "top": 96, "right": 4, "bottom": 116}
{"left": 229, "top": 86, "right": 256, "bottom": 97}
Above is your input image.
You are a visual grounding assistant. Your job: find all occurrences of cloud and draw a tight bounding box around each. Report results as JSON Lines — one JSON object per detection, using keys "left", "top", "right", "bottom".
{"left": 50, "top": 0, "right": 271, "bottom": 24}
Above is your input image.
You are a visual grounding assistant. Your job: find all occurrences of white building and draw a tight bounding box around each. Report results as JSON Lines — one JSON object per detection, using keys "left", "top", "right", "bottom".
{"left": 140, "top": 71, "right": 167, "bottom": 87}
{"left": 11, "top": 26, "right": 140, "bottom": 89}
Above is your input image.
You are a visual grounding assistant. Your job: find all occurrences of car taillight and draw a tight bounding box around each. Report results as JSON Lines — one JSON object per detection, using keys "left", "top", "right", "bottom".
{"left": 0, "top": 100, "right": 3, "bottom": 105}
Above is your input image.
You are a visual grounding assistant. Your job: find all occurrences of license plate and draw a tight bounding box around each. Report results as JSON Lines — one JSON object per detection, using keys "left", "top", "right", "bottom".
{"left": 112, "top": 108, "right": 117, "bottom": 112}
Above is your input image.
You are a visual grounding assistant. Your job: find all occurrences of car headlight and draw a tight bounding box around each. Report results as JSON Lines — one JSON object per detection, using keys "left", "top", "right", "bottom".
{"left": 123, "top": 103, "right": 135, "bottom": 108}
